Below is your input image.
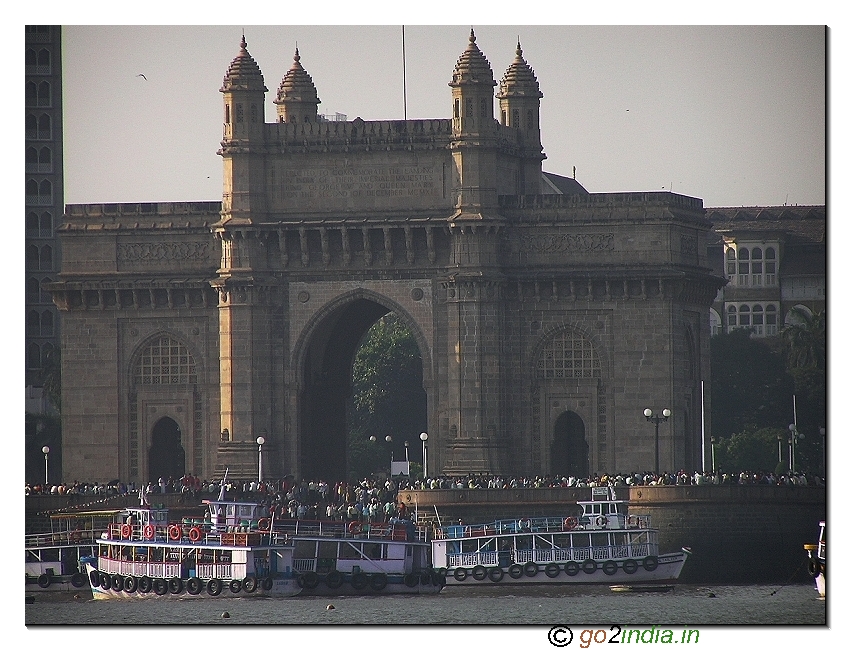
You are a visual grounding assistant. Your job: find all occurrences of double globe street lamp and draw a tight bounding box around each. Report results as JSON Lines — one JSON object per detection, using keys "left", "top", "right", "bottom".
{"left": 256, "top": 436, "right": 265, "bottom": 483}
{"left": 42, "top": 445, "right": 50, "bottom": 485}
{"left": 643, "top": 408, "right": 671, "bottom": 475}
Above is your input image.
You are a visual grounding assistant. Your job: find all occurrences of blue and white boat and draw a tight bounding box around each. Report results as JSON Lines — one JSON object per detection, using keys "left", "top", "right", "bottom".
{"left": 431, "top": 486, "right": 690, "bottom": 586}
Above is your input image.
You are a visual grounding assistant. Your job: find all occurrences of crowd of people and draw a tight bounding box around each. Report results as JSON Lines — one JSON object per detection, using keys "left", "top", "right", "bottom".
{"left": 26, "top": 467, "right": 824, "bottom": 525}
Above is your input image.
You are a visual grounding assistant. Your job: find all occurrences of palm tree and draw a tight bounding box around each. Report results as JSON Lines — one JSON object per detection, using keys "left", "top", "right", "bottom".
{"left": 781, "top": 306, "right": 825, "bottom": 370}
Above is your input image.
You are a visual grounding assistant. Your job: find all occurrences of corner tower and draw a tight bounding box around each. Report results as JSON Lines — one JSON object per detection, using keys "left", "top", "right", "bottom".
{"left": 449, "top": 29, "right": 499, "bottom": 216}
{"left": 497, "top": 41, "right": 545, "bottom": 194}
{"left": 219, "top": 35, "right": 268, "bottom": 222}
{"left": 274, "top": 48, "right": 321, "bottom": 124}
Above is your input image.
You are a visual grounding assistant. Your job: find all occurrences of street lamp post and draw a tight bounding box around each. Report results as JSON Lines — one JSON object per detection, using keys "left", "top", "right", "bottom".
{"left": 643, "top": 408, "right": 671, "bottom": 475}
{"left": 420, "top": 432, "right": 428, "bottom": 479}
{"left": 788, "top": 424, "right": 803, "bottom": 473}
{"left": 256, "top": 436, "right": 265, "bottom": 483}
{"left": 42, "top": 445, "right": 50, "bottom": 485}
{"left": 710, "top": 436, "right": 716, "bottom": 473}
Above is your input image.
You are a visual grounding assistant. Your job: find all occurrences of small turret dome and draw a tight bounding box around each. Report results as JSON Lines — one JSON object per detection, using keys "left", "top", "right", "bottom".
{"left": 497, "top": 41, "right": 542, "bottom": 99}
{"left": 220, "top": 35, "right": 267, "bottom": 93}
{"left": 274, "top": 47, "right": 321, "bottom": 107}
{"left": 449, "top": 29, "right": 495, "bottom": 89}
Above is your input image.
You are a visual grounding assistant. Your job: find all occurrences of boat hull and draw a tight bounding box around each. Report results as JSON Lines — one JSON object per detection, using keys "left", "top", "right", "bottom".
{"left": 442, "top": 550, "right": 688, "bottom": 586}
{"left": 83, "top": 563, "right": 301, "bottom": 599}
{"left": 295, "top": 571, "right": 443, "bottom": 596}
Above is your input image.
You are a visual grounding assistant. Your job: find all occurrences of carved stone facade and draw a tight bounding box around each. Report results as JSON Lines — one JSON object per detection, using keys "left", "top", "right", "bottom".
{"left": 51, "top": 33, "right": 724, "bottom": 483}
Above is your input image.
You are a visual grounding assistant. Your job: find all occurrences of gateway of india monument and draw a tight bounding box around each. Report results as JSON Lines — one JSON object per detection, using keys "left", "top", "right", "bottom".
{"left": 51, "top": 31, "right": 724, "bottom": 484}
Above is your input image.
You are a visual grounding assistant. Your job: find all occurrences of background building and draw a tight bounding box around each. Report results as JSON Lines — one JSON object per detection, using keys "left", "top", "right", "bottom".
{"left": 706, "top": 206, "right": 825, "bottom": 337}
{"left": 25, "top": 25, "right": 63, "bottom": 414}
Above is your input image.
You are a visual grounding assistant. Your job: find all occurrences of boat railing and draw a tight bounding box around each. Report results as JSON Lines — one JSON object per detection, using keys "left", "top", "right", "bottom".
{"left": 446, "top": 551, "right": 499, "bottom": 568}
{"left": 293, "top": 558, "right": 317, "bottom": 573}
{"left": 435, "top": 514, "right": 652, "bottom": 540}
{"left": 272, "top": 519, "right": 428, "bottom": 543}
{"left": 449, "top": 543, "right": 656, "bottom": 566}
{"left": 25, "top": 529, "right": 100, "bottom": 547}
{"left": 195, "top": 563, "right": 236, "bottom": 580}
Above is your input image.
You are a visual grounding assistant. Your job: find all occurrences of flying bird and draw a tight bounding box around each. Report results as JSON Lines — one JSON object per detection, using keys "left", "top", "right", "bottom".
{"left": 136, "top": 73, "right": 147, "bottom": 80}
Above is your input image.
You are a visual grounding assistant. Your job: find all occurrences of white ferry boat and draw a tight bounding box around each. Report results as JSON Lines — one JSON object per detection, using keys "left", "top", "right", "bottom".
{"left": 803, "top": 520, "right": 825, "bottom": 597}
{"left": 82, "top": 484, "right": 301, "bottom": 600}
{"left": 26, "top": 509, "right": 119, "bottom": 592}
{"left": 431, "top": 486, "right": 690, "bottom": 586}
{"left": 82, "top": 486, "right": 442, "bottom": 598}
{"left": 283, "top": 517, "right": 443, "bottom": 595}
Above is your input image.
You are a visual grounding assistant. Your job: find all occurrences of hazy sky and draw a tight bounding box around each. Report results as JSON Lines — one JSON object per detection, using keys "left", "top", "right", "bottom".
{"left": 58, "top": 23, "right": 826, "bottom": 208}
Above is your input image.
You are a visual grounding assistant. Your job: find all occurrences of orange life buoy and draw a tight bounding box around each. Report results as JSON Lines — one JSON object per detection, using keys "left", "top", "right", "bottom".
{"left": 348, "top": 521, "right": 362, "bottom": 534}
{"left": 143, "top": 524, "right": 155, "bottom": 540}
{"left": 563, "top": 517, "right": 577, "bottom": 531}
{"left": 189, "top": 526, "right": 202, "bottom": 542}
{"left": 257, "top": 518, "right": 270, "bottom": 531}
{"left": 168, "top": 524, "right": 182, "bottom": 541}
{"left": 121, "top": 524, "right": 132, "bottom": 539}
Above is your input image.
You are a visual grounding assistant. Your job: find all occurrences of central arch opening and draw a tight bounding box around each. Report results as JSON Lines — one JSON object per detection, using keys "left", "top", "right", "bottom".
{"left": 148, "top": 416, "right": 185, "bottom": 483}
{"left": 551, "top": 410, "right": 589, "bottom": 478}
{"left": 300, "top": 299, "right": 426, "bottom": 483}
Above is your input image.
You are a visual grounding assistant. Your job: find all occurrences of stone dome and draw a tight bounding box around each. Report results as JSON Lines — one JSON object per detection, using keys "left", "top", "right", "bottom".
{"left": 449, "top": 29, "right": 496, "bottom": 89}
{"left": 497, "top": 41, "right": 543, "bottom": 99}
{"left": 274, "top": 47, "right": 321, "bottom": 106}
{"left": 220, "top": 35, "right": 267, "bottom": 93}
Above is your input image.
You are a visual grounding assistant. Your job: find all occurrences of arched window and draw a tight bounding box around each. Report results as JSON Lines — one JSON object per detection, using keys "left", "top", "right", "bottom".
{"left": 38, "top": 113, "right": 51, "bottom": 137}
{"left": 40, "top": 212, "right": 53, "bottom": 237}
{"left": 537, "top": 329, "right": 601, "bottom": 379}
{"left": 725, "top": 247, "right": 736, "bottom": 276}
{"left": 752, "top": 304, "right": 764, "bottom": 335}
{"left": 39, "top": 147, "right": 51, "bottom": 165}
{"left": 26, "top": 245, "right": 39, "bottom": 270}
{"left": 26, "top": 147, "right": 38, "bottom": 164}
{"left": 37, "top": 49, "right": 50, "bottom": 67}
{"left": 41, "top": 310, "right": 54, "bottom": 336}
{"left": 709, "top": 308, "right": 722, "bottom": 336}
{"left": 39, "top": 179, "right": 52, "bottom": 202}
{"left": 40, "top": 277, "right": 52, "bottom": 303}
{"left": 134, "top": 335, "right": 197, "bottom": 385}
{"left": 27, "top": 343, "right": 41, "bottom": 370}
{"left": 739, "top": 304, "right": 751, "bottom": 327}
{"left": 26, "top": 82, "right": 37, "bottom": 106}
{"left": 26, "top": 48, "right": 37, "bottom": 66}
{"left": 727, "top": 305, "right": 737, "bottom": 328}
{"left": 26, "top": 179, "right": 39, "bottom": 197}
{"left": 766, "top": 304, "right": 778, "bottom": 335}
{"left": 27, "top": 310, "right": 40, "bottom": 336}
{"left": 26, "top": 113, "right": 37, "bottom": 137}
{"left": 480, "top": 97, "right": 488, "bottom": 118}
{"left": 39, "top": 245, "right": 52, "bottom": 271}
{"left": 37, "top": 81, "right": 51, "bottom": 106}
{"left": 512, "top": 108, "right": 520, "bottom": 128}
{"left": 26, "top": 212, "right": 39, "bottom": 237}
{"left": 26, "top": 278, "right": 40, "bottom": 302}
{"left": 765, "top": 247, "right": 777, "bottom": 284}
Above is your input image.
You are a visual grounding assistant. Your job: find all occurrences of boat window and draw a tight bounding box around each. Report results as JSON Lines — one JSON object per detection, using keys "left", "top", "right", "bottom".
{"left": 590, "top": 533, "right": 609, "bottom": 547}
{"left": 317, "top": 542, "right": 337, "bottom": 559}
{"left": 461, "top": 540, "right": 477, "bottom": 553}
{"left": 572, "top": 533, "right": 590, "bottom": 548}
{"left": 515, "top": 536, "right": 531, "bottom": 551}
{"left": 552, "top": 534, "right": 569, "bottom": 548}
{"left": 340, "top": 542, "right": 362, "bottom": 559}
{"left": 363, "top": 543, "right": 382, "bottom": 559}
{"left": 293, "top": 540, "right": 317, "bottom": 559}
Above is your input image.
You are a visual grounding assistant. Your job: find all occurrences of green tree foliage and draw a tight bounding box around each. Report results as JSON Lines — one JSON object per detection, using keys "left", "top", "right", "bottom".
{"left": 781, "top": 307, "right": 826, "bottom": 472}
{"left": 348, "top": 313, "right": 426, "bottom": 481}
{"left": 710, "top": 329, "right": 793, "bottom": 439}
{"left": 714, "top": 427, "right": 788, "bottom": 473}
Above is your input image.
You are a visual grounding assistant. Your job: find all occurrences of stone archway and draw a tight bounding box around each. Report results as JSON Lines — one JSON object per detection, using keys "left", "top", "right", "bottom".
{"left": 551, "top": 410, "right": 589, "bottom": 478}
{"left": 148, "top": 417, "right": 186, "bottom": 483}
{"left": 297, "top": 296, "right": 429, "bottom": 483}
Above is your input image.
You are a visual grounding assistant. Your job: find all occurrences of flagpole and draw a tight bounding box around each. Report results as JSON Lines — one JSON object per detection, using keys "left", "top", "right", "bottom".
{"left": 402, "top": 26, "right": 408, "bottom": 121}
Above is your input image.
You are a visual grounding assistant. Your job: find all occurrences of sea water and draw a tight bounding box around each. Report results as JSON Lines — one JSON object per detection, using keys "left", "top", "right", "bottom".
{"left": 24, "top": 583, "right": 828, "bottom": 646}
